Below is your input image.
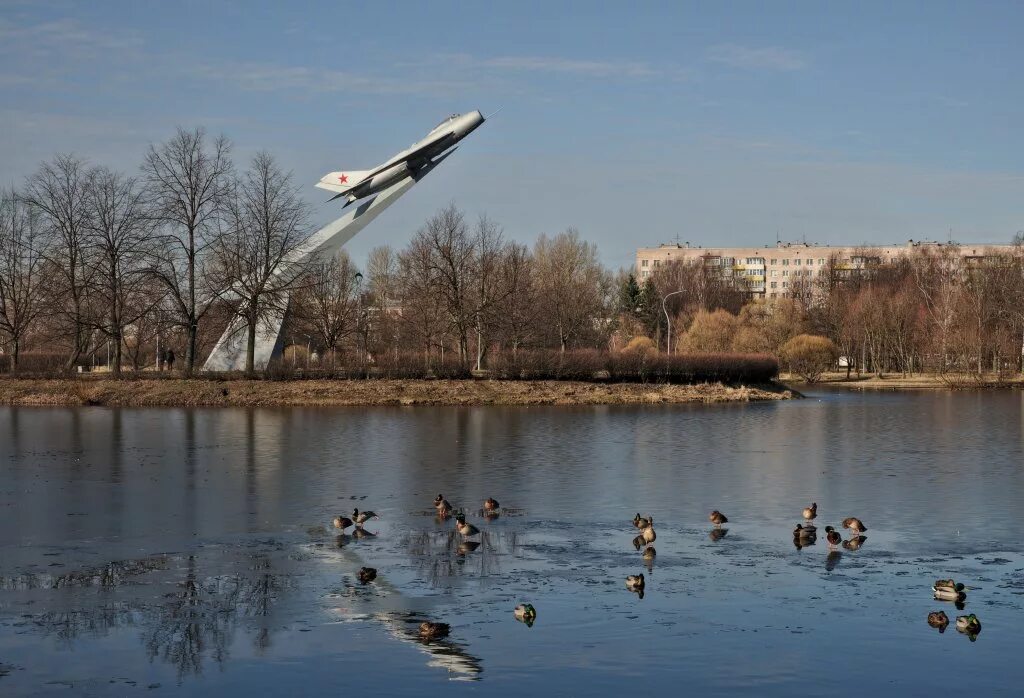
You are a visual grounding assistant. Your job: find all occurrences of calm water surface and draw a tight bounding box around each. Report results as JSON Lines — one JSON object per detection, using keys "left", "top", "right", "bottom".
{"left": 1, "top": 390, "right": 1023, "bottom": 695}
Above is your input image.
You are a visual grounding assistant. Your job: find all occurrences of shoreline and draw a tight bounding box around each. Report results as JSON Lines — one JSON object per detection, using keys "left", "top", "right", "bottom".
{"left": 0, "top": 377, "right": 794, "bottom": 408}
{"left": 784, "top": 372, "right": 1024, "bottom": 390}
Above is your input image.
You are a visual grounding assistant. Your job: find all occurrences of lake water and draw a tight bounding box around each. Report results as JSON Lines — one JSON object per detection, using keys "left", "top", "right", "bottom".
{"left": 1, "top": 389, "right": 1023, "bottom": 696}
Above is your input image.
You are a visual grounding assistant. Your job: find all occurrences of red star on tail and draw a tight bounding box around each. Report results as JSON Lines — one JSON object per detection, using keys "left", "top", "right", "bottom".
{"left": 338, "top": 173, "right": 348, "bottom": 184}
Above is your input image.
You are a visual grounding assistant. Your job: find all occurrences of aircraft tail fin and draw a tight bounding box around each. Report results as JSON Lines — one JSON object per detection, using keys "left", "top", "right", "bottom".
{"left": 315, "top": 170, "right": 371, "bottom": 194}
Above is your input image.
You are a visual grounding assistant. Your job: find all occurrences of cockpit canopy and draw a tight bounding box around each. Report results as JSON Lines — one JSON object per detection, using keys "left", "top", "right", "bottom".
{"left": 433, "top": 113, "right": 460, "bottom": 130}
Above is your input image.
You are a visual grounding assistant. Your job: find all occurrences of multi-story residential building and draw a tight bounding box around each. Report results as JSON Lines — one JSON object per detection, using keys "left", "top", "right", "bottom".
{"left": 635, "top": 240, "right": 1019, "bottom": 299}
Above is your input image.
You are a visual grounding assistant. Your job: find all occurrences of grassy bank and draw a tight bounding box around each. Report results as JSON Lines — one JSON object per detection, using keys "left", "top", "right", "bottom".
{"left": 0, "top": 377, "right": 793, "bottom": 407}
{"left": 783, "top": 372, "right": 1024, "bottom": 390}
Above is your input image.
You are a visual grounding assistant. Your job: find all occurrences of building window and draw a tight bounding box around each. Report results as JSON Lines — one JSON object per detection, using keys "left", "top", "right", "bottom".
{"left": 770, "top": 258, "right": 777, "bottom": 265}
{"left": 770, "top": 270, "right": 777, "bottom": 277}
{"left": 794, "top": 258, "right": 801, "bottom": 265}
{"left": 641, "top": 270, "right": 649, "bottom": 277}
{"left": 641, "top": 259, "right": 648, "bottom": 267}
{"left": 770, "top": 281, "right": 777, "bottom": 288}
{"left": 653, "top": 260, "right": 660, "bottom": 267}
{"left": 807, "top": 258, "right": 814, "bottom": 266}
{"left": 818, "top": 258, "right": 825, "bottom": 265}
{"left": 782, "top": 270, "right": 788, "bottom": 277}
{"left": 782, "top": 259, "right": 789, "bottom": 266}
{"left": 782, "top": 282, "right": 788, "bottom": 288}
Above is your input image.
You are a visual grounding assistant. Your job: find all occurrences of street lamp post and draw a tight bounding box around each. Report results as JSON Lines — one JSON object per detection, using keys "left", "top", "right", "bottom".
{"left": 662, "top": 290, "right": 685, "bottom": 355}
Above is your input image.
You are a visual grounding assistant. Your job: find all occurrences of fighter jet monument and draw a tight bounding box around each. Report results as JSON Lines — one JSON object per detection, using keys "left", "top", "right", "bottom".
{"left": 203, "top": 110, "right": 486, "bottom": 372}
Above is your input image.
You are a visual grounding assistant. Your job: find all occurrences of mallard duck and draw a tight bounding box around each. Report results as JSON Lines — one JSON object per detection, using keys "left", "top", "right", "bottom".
{"left": 933, "top": 586, "right": 967, "bottom": 603}
{"left": 642, "top": 546, "right": 656, "bottom": 560}
{"left": 454, "top": 513, "right": 479, "bottom": 537}
{"left": 419, "top": 621, "right": 450, "bottom": 640}
{"left": 332, "top": 515, "right": 353, "bottom": 530}
{"left": 625, "top": 573, "right": 645, "bottom": 591}
{"left": 802, "top": 503, "right": 817, "bottom": 522}
{"left": 457, "top": 540, "right": 480, "bottom": 555}
{"left": 358, "top": 567, "right": 377, "bottom": 584}
{"left": 955, "top": 614, "right": 981, "bottom": 636}
{"left": 514, "top": 603, "right": 537, "bottom": 623}
{"left": 434, "top": 495, "right": 453, "bottom": 516}
{"left": 352, "top": 508, "right": 378, "bottom": 526}
{"left": 484, "top": 497, "right": 500, "bottom": 511}
{"left": 842, "top": 535, "right": 866, "bottom": 551}
{"left": 640, "top": 523, "right": 656, "bottom": 544}
{"left": 633, "top": 513, "right": 652, "bottom": 529}
{"left": 927, "top": 611, "right": 949, "bottom": 631}
{"left": 793, "top": 523, "right": 816, "bottom": 538}
{"left": 934, "top": 579, "right": 965, "bottom": 592}
{"left": 842, "top": 517, "right": 867, "bottom": 534}
{"left": 709, "top": 510, "right": 728, "bottom": 527}
{"left": 824, "top": 526, "right": 841, "bottom": 547}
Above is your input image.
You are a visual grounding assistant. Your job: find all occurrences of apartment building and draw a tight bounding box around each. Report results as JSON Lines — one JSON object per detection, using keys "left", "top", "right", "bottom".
{"left": 635, "top": 240, "right": 1018, "bottom": 299}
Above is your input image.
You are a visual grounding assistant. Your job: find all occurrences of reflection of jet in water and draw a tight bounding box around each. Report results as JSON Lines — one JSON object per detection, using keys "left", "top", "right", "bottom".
{"left": 315, "top": 542, "right": 483, "bottom": 681}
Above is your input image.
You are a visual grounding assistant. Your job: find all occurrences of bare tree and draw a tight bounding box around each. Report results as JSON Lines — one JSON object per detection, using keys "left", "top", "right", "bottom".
{"left": 83, "top": 167, "right": 155, "bottom": 374}
{"left": 142, "top": 127, "right": 233, "bottom": 373}
{"left": 493, "top": 241, "right": 536, "bottom": 353}
{"left": 415, "top": 204, "right": 475, "bottom": 363}
{"left": 211, "top": 153, "right": 311, "bottom": 375}
{"left": 533, "top": 229, "right": 607, "bottom": 351}
{"left": 23, "top": 154, "right": 96, "bottom": 371}
{"left": 0, "top": 189, "right": 47, "bottom": 371}
{"left": 291, "top": 251, "right": 360, "bottom": 363}
{"left": 470, "top": 215, "right": 513, "bottom": 370}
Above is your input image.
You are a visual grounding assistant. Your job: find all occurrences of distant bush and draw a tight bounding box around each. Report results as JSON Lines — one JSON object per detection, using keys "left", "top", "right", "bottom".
{"left": 0, "top": 352, "right": 71, "bottom": 376}
{"left": 779, "top": 334, "right": 838, "bottom": 383}
{"left": 491, "top": 349, "right": 606, "bottom": 380}
{"left": 609, "top": 352, "right": 778, "bottom": 384}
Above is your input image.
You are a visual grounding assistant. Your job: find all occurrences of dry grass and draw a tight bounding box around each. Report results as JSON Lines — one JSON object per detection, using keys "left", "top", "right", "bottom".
{"left": 0, "top": 377, "right": 794, "bottom": 407}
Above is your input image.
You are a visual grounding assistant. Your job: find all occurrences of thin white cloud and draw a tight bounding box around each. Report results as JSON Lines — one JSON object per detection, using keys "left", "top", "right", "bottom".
{"left": 480, "top": 55, "right": 658, "bottom": 79}
{"left": 0, "top": 17, "right": 143, "bottom": 55}
{"left": 194, "top": 62, "right": 467, "bottom": 96}
{"left": 706, "top": 44, "right": 807, "bottom": 72}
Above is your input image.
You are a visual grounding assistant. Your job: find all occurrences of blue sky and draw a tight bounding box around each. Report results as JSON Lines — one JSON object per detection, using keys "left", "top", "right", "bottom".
{"left": 1, "top": 1, "right": 1022, "bottom": 269}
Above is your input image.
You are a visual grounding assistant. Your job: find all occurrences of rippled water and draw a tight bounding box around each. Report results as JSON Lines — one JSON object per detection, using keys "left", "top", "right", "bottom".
{"left": 1, "top": 389, "right": 1023, "bottom": 695}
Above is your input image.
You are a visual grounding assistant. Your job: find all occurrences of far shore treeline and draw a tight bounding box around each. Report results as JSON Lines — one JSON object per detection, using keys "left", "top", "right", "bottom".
{"left": 1, "top": 127, "right": 1023, "bottom": 385}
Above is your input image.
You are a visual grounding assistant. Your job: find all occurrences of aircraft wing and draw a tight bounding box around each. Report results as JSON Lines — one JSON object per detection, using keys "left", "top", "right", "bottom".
{"left": 362, "top": 131, "right": 457, "bottom": 180}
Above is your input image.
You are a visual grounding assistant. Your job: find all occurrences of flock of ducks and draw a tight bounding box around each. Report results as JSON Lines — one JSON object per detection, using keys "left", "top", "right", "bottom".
{"left": 333, "top": 497, "right": 983, "bottom": 642}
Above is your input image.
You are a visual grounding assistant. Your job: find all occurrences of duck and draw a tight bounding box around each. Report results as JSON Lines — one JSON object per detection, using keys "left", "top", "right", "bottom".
{"left": 955, "top": 614, "right": 981, "bottom": 636}
{"left": 933, "top": 585, "right": 967, "bottom": 603}
{"left": 842, "top": 517, "right": 867, "bottom": 534}
{"left": 514, "top": 603, "right": 537, "bottom": 624}
{"left": 484, "top": 497, "right": 500, "bottom": 511}
{"left": 824, "top": 525, "right": 842, "bottom": 547}
{"left": 625, "top": 573, "right": 645, "bottom": 592}
{"left": 934, "top": 579, "right": 966, "bottom": 592}
{"left": 633, "top": 513, "right": 652, "bottom": 529}
{"left": 709, "top": 510, "right": 728, "bottom": 527}
{"left": 842, "top": 535, "right": 867, "bottom": 551}
{"left": 419, "top": 621, "right": 450, "bottom": 641}
{"left": 433, "top": 494, "right": 453, "bottom": 516}
{"left": 332, "top": 515, "right": 353, "bottom": 531}
{"left": 640, "top": 523, "right": 657, "bottom": 544}
{"left": 352, "top": 508, "right": 378, "bottom": 526}
{"left": 802, "top": 503, "right": 818, "bottom": 522}
{"left": 927, "top": 611, "right": 949, "bottom": 631}
{"left": 454, "top": 513, "right": 479, "bottom": 537}
{"left": 642, "top": 546, "right": 656, "bottom": 560}
{"left": 358, "top": 567, "right": 377, "bottom": 584}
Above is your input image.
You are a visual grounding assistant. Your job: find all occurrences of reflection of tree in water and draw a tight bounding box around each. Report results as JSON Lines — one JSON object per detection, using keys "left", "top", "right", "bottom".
{"left": 1, "top": 552, "right": 292, "bottom": 682}
{"left": 403, "top": 527, "right": 521, "bottom": 587}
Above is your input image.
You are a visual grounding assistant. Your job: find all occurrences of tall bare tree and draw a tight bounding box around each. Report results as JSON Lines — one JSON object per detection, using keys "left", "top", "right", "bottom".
{"left": 83, "top": 167, "right": 155, "bottom": 374}
{"left": 415, "top": 204, "right": 475, "bottom": 363}
{"left": 212, "top": 153, "right": 311, "bottom": 375}
{"left": 291, "top": 251, "right": 361, "bottom": 364}
{"left": 23, "top": 154, "right": 96, "bottom": 371}
{"left": 533, "top": 228, "right": 607, "bottom": 351}
{"left": 0, "top": 189, "right": 47, "bottom": 371}
{"left": 142, "top": 127, "right": 233, "bottom": 373}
